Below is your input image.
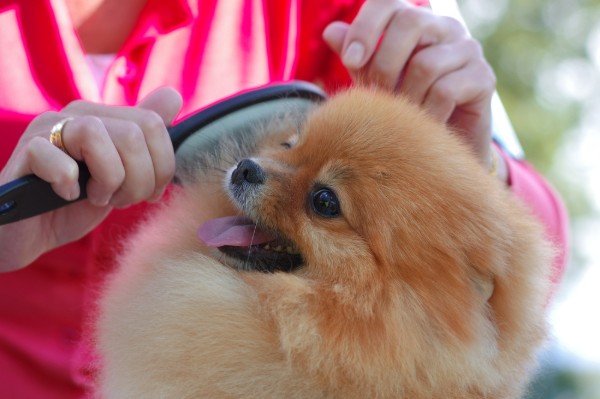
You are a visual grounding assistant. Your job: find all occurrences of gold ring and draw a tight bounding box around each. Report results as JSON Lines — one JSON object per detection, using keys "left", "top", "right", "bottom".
{"left": 49, "top": 117, "right": 74, "bottom": 154}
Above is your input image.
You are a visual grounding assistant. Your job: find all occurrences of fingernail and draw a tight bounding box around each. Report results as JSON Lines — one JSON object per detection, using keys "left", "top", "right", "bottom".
{"left": 68, "top": 185, "right": 81, "bottom": 201}
{"left": 343, "top": 41, "right": 365, "bottom": 69}
{"left": 91, "top": 194, "right": 111, "bottom": 207}
{"left": 149, "top": 187, "right": 166, "bottom": 203}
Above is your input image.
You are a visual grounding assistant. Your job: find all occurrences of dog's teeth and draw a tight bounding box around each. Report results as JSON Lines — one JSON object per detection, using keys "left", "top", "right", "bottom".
{"left": 258, "top": 242, "right": 299, "bottom": 255}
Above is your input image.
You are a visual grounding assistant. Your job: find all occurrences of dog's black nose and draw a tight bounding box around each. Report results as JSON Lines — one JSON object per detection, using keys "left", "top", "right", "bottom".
{"left": 231, "top": 159, "right": 266, "bottom": 185}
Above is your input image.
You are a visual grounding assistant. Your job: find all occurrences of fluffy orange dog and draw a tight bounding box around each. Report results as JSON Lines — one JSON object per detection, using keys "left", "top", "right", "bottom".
{"left": 95, "top": 88, "right": 553, "bottom": 398}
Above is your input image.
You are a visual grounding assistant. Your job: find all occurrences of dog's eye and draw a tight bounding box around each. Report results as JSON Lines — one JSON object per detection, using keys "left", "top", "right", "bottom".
{"left": 311, "top": 188, "right": 340, "bottom": 218}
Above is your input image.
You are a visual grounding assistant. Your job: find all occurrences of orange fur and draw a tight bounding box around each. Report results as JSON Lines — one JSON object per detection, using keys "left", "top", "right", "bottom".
{"left": 95, "top": 88, "right": 553, "bottom": 398}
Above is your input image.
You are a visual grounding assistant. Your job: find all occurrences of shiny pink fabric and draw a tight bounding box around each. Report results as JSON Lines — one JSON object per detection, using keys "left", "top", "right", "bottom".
{"left": 500, "top": 149, "right": 569, "bottom": 291}
{"left": 0, "top": 0, "right": 567, "bottom": 397}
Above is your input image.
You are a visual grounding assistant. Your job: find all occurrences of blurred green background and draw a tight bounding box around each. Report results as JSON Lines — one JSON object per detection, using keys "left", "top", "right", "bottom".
{"left": 458, "top": 0, "right": 600, "bottom": 397}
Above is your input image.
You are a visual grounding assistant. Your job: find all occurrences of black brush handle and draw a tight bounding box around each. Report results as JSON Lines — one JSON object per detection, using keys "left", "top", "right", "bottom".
{"left": 0, "top": 162, "right": 92, "bottom": 225}
{"left": 0, "top": 118, "right": 190, "bottom": 225}
{"left": 0, "top": 121, "right": 182, "bottom": 226}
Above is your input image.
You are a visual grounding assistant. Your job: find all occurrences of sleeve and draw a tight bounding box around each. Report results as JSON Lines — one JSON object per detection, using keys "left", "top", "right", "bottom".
{"left": 500, "top": 149, "right": 570, "bottom": 295}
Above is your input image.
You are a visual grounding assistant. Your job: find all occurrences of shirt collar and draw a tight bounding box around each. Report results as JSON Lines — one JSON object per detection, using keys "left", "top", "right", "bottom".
{"left": 135, "top": 0, "right": 194, "bottom": 35}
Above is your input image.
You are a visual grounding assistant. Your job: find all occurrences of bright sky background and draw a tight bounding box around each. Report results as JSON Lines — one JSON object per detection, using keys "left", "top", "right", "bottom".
{"left": 548, "top": 101, "right": 600, "bottom": 368}
{"left": 545, "top": 21, "right": 600, "bottom": 368}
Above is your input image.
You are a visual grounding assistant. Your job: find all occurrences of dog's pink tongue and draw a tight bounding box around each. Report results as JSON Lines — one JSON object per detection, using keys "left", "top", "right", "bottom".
{"left": 198, "top": 216, "right": 274, "bottom": 247}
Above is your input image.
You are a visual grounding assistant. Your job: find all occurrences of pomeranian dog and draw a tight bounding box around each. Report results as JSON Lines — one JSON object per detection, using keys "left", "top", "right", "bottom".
{"left": 95, "top": 87, "right": 553, "bottom": 398}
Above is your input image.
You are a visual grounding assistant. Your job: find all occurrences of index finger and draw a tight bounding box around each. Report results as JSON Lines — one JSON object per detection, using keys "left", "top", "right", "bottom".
{"left": 341, "top": 0, "right": 413, "bottom": 69}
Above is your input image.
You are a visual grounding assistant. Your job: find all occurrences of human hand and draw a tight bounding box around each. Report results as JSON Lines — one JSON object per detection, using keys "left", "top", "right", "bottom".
{"left": 0, "top": 87, "right": 182, "bottom": 271}
{"left": 323, "top": 0, "right": 497, "bottom": 170}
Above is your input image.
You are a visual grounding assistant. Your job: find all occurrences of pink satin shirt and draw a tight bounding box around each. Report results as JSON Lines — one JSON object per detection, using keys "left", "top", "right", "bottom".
{"left": 0, "top": 0, "right": 568, "bottom": 397}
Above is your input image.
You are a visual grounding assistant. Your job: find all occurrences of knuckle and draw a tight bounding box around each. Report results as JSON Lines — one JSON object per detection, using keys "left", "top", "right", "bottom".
{"left": 440, "top": 16, "right": 464, "bottom": 35}
{"left": 409, "top": 56, "right": 437, "bottom": 81}
{"left": 463, "top": 37, "right": 484, "bottom": 57}
{"left": 26, "top": 111, "right": 60, "bottom": 134}
{"left": 25, "top": 136, "right": 48, "bottom": 156}
{"left": 91, "top": 159, "right": 125, "bottom": 192}
{"left": 471, "top": 62, "right": 497, "bottom": 95}
{"left": 391, "top": 6, "right": 420, "bottom": 28}
{"left": 36, "top": 111, "right": 61, "bottom": 124}
{"left": 430, "top": 81, "right": 454, "bottom": 103}
{"left": 117, "top": 121, "right": 145, "bottom": 150}
{"left": 62, "top": 99, "right": 88, "bottom": 112}
{"left": 372, "top": 56, "right": 398, "bottom": 78}
{"left": 76, "top": 116, "right": 105, "bottom": 141}
{"left": 138, "top": 110, "right": 165, "bottom": 135}
{"left": 348, "top": 17, "right": 371, "bottom": 39}
{"left": 102, "top": 168, "right": 126, "bottom": 193}
{"left": 26, "top": 137, "right": 77, "bottom": 182}
{"left": 53, "top": 161, "right": 78, "bottom": 186}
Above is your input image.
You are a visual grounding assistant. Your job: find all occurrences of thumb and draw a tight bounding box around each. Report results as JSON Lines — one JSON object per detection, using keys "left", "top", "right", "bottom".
{"left": 137, "top": 86, "right": 183, "bottom": 125}
{"left": 322, "top": 21, "right": 350, "bottom": 56}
